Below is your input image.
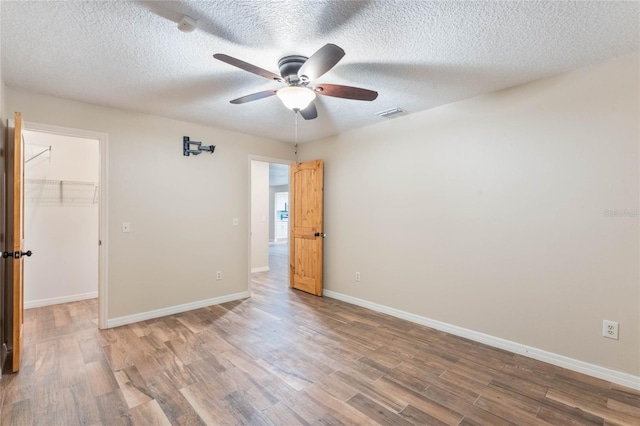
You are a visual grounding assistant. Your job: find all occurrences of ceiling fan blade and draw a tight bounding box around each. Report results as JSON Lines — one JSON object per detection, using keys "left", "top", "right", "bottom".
{"left": 299, "top": 102, "right": 318, "bottom": 120}
{"left": 230, "top": 89, "right": 277, "bottom": 104}
{"left": 214, "top": 54, "right": 283, "bottom": 82}
{"left": 298, "top": 44, "right": 345, "bottom": 81}
{"left": 314, "top": 84, "right": 378, "bottom": 101}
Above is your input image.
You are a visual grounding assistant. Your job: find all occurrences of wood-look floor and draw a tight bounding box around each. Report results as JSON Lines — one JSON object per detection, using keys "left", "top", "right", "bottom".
{"left": 1, "top": 243, "right": 639, "bottom": 425}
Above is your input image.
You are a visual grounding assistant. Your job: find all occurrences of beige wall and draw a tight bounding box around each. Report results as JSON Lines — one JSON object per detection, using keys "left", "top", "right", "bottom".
{"left": 6, "top": 88, "right": 295, "bottom": 319}
{"left": 250, "top": 161, "right": 269, "bottom": 270}
{"left": 1, "top": 79, "right": 5, "bottom": 123}
{"left": 0, "top": 67, "right": 6, "bottom": 344}
{"left": 1, "top": 72, "right": 6, "bottom": 150}
{"left": 299, "top": 54, "right": 640, "bottom": 376}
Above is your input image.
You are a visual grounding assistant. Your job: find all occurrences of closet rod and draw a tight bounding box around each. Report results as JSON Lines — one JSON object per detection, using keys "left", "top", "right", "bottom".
{"left": 25, "top": 146, "right": 51, "bottom": 164}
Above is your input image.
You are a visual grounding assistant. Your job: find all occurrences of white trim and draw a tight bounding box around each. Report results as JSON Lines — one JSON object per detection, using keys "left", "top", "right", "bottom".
{"left": 100, "top": 132, "right": 109, "bottom": 330}
{"left": 251, "top": 266, "right": 270, "bottom": 273}
{"left": 323, "top": 290, "right": 640, "bottom": 391}
{"left": 106, "top": 291, "right": 250, "bottom": 328}
{"left": 22, "top": 121, "right": 110, "bottom": 329}
{"left": 25, "top": 292, "right": 98, "bottom": 309}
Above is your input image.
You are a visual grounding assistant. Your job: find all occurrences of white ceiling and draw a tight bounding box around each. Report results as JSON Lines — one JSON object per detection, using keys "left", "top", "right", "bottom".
{"left": 1, "top": 1, "right": 638, "bottom": 143}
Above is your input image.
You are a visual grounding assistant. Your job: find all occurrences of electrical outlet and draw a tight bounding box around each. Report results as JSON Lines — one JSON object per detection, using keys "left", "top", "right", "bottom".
{"left": 355, "top": 272, "right": 361, "bottom": 282}
{"left": 216, "top": 271, "right": 222, "bottom": 281}
{"left": 121, "top": 222, "right": 130, "bottom": 233}
{"left": 233, "top": 218, "right": 239, "bottom": 226}
{"left": 603, "top": 320, "right": 619, "bottom": 340}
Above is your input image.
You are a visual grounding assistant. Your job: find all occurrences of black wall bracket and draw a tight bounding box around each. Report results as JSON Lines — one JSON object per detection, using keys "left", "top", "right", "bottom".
{"left": 183, "top": 136, "right": 215, "bottom": 156}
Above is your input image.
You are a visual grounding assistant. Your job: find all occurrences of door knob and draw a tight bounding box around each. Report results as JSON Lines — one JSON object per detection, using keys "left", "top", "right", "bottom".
{"left": 2, "top": 250, "right": 33, "bottom": 259}
{"left": 314, "top": 232, "right": 326, "bottom": 238}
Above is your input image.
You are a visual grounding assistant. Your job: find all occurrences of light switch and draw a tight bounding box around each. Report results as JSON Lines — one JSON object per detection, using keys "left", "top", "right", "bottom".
{"left": 233, "top": 218, "right": 239, "bottom": 226}
{"left": 122, "top": 222, "right": 130, "bottom": 233}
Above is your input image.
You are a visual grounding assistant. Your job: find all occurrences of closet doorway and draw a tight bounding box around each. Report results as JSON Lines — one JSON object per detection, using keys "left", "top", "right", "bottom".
{"left": 23, "top": 130, "right": 100, "bottom": 309}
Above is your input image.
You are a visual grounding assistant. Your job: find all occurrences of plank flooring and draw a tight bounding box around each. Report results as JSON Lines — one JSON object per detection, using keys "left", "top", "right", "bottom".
{"left": 1, "top": 242, "right": 639, "bottom": 425}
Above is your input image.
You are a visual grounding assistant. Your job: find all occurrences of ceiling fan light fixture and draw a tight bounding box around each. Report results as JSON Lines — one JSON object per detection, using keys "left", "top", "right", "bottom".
{"left": 276, "top": 86, "right": 316, "bottom": 111}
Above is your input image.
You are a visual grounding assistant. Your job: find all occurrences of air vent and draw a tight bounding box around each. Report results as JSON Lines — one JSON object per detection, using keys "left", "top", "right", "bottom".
{"left": 375, "top": 107, "right": 406, "bottom": 118}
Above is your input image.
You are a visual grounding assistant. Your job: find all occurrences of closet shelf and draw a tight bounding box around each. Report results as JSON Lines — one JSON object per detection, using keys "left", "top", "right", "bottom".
{"left": 25, "top": 179, "right": 98, "bottom": 205}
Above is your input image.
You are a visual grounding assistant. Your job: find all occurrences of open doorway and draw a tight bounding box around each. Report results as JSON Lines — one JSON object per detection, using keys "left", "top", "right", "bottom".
{"left": 250, "top": 160, "right": 290, "bottom": 291}
{"left": 23, "top": 129, "right": 100, "bottom": 310}
{"left": 23, "top": 130, "right": 100, "bottom": 309}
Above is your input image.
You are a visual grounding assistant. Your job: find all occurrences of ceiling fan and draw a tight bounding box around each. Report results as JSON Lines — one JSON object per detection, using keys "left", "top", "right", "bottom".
{"left": 213, "top": 44, "right": 378, "bottom": 120}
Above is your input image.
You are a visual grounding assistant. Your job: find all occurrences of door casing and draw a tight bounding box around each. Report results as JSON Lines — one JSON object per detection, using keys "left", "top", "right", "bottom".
{"left": 13, "top": 120, "right": 110, "bottom": 329}
{"left": 247, "top": 155, "right": 293, "bottom": 295}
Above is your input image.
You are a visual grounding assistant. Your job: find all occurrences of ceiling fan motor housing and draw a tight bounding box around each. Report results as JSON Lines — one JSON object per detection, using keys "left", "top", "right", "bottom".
{"left": 278, "top": 55, "right": 308, "bottom": 84}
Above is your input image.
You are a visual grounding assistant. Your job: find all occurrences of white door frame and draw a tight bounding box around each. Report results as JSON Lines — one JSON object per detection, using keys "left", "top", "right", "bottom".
{"left": 20, "top": 121, "right": 109, "bottom": 329}
{"left": 247, "top": 155, "right": 292, "bottom": 295}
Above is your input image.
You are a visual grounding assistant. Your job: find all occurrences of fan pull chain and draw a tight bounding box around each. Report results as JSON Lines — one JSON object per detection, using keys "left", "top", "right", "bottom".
{"left": 294, "top": 112, "right": 299, "bottom": 163}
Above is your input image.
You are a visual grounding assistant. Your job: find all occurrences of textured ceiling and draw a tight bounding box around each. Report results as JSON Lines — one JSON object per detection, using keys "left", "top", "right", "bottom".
{"left": 1, "top": 1, "right": 638, "bottom": 143}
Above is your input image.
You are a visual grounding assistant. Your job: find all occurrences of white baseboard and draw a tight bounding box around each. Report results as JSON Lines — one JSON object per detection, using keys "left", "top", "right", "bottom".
{"left": 107, "top": 291, "right": 250, "bottom": 328}
{"left": 323, "top": 289, "right": 640, "bottom": 391}
{"left": 251, "top": 266, "right": 270, "bottom": 273}
{"left": 25, "top": 291, "right": 98, "bottom": 309}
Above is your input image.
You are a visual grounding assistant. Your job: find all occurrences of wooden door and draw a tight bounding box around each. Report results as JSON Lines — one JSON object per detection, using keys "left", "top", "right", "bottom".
{"left": 7, "top": 112, "right": 25, "bottom": 372}
{"left": 289, "top": 160, "right": 324, "bottom": 296}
